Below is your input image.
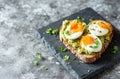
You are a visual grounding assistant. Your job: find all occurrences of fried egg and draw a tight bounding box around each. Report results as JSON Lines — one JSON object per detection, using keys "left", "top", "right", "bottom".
{"left": 88, "top": 20, "right": 111, "bottom": 36}
{"left": 80, "top": 34, "right": 102, "bottom": 52}
{"left": 64, "top": 20, "right": 85, "bottom": 39}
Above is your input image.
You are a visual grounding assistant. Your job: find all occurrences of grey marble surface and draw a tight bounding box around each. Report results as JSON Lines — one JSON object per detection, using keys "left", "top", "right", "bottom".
{"left": 0, "top": 0, "right": 120, "bottom": 79}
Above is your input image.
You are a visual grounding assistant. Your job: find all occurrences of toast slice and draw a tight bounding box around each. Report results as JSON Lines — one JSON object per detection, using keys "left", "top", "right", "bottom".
{"left": 59, "top": 20, "right": 113, "bottom": 63}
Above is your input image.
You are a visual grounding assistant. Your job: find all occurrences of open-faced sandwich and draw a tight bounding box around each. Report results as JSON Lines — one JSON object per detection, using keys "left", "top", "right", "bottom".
{"left": 59, "top": 17, "right": 113, "bottom": 63}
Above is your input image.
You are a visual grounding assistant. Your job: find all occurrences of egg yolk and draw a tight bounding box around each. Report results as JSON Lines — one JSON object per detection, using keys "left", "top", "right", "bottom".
{"left": 70, "top": 21, "right": 83, "bottom": 33}
{"left": 80, "top": 36, "right": 94, "bottom": 46}
{"left": 98, "top": 21, "right": 111, "bottom": 30}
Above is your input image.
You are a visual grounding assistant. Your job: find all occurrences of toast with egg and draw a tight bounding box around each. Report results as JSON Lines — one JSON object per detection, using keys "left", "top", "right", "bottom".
{"left": 59, "top": 18, "right": 113, "bottom": 63}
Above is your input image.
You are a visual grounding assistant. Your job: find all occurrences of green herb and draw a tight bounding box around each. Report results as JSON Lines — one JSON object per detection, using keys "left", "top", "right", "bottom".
{"left": 89, "top": 17, "right": 93, "bottom": 22}
{"left": 105, "top": 36, "right": 110, "bottom": 41}
{"left": 90, "top": 45, "right": 98, "bottom": 48}
{"left": 52, "top": 29, "right": 59, "bottom": 34}
{"left": 63, "top": 55, "right": 69, "bottom": 61}
{"left": 72, "top": 42, "right": 78, "bottom": 49}
{"left": 46, "top": 28, "right": 53, "bottom": 34}
{"left": 100, "top": 22, "right": 104, "bottom": 24}
{"left": 36, "top": 52, "right": 42, "bottom": 59}
{"left": 76, "top": 16, "right": 84, "bottom": 22}
{"left": 95, "top": 39, "right": 99, "bottom": 45}
{"left": 99, "top": 36, "right": 104, "bottom": 43}
{"left": 33, "top": 60, "right": 39, "bottom": 66}
{"left": 90, "top": 39, "right": 99, "bottom": 48}
{"left": 73, "top": 57, "right": 77, "bottom": 61}
{"left": 62, "top": 20, "right": 69, "bottom": 32}
{"left": 45, "top": 66, "right": 48, "bottom": 70}
{"left": 58, "top": 46, "right": 67, "bottom": 52}
{"left": 65, "top": 31, "right": 70, "bottom": 35}
{"left": 46, "top": 28, "right": 59, "bottom": 35}
{"left": 63, "top": 20, "right": 69, "bottom": 27}
{"left": 112, "top": 46, "right": 119, "bottom": 54}
{"left": 99, "top": 30, "right": 102, "bottom": 33}
{"left": 84, "top": 25, "right": 89, "bottom": 29}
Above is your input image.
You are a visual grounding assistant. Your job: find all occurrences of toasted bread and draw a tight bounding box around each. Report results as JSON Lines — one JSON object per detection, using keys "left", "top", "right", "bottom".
{"left": 59, "top": 20, "right": 113, "bottom": 63}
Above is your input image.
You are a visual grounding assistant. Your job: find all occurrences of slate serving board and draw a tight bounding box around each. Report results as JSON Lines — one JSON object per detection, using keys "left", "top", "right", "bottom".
{"left": 37, "top": 8, "right": 120, "bottom": 79}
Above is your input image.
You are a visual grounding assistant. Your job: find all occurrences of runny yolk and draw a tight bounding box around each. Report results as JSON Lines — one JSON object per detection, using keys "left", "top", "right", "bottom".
{"left": 70, "top": 21, "right": 83, "bottom": 32}
{"left": 80, "top": 36, "right": 94, "bottom": 46}
{"left": 98, "top": 21, "right": 111, "bottom": 30}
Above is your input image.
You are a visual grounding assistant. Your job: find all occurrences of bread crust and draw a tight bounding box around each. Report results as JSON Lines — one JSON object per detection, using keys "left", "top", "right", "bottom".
{"left": 59, "top": 20, "right": 113, "bottom": 63}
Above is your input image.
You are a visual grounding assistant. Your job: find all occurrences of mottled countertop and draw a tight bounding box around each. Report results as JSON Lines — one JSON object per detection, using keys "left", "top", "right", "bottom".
{"left": 0, "top": 0, "right": 120, "bottom": 79}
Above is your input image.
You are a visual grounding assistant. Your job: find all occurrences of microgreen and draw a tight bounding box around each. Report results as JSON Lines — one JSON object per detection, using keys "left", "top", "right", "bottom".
{"left": 76, "top": 16, "right": 84, "bottom": 22}
{"left": 89, "top": 17, "right": 93, "bottom": 22}
{"left": 90, "top": 39, "right": 99, "bottom": 48}
{"left": 46, "top": 28, "right": 53, "bottom": 34}
{"left": 65, "top": 31, "right": 70, "bottom": 35}
{"left": 36, "top": 52, "right": 42, "bottom": 59}
{"left": 63, "top": 55, "right": 69, "bottom": 61}
{"left": 33, "top": 60, "right": 39, "bottom": 66}
{"left": 112, "top": 46, "right": 119, "bottom": 54}
{"left": 52, "top": 29, "right": 59, "bottom": 34}
{"left": 44, "top": 66, "right": 48, "bottom": 70}
{"left": 58, "top": 46, "right": 67, "bottom": 52}
{"left": 46, "top": 28, "right": 59, "bottom": 35}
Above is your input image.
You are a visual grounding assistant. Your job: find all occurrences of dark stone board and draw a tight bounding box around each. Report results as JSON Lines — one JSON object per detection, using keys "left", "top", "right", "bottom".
{"left": 37, "top": 8, "right": 120, "bottom": 79}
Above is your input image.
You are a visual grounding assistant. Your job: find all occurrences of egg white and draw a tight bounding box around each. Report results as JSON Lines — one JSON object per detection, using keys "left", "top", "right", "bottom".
{"left": 81, "top": 34, "right": 102, "bottom": 52}
{"left": 64, "top": 22, "right": 85, "bottom": 40}
{"left": 64, "top": 26, "right": 83, "bottom": 39}
{"left": 89, "top": 23, "right": 109, "bottom": 36}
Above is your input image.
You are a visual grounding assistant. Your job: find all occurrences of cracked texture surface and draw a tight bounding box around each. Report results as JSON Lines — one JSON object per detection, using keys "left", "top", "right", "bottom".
{"left": 0, "top": 0, "right": 120, "bottom": 79}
